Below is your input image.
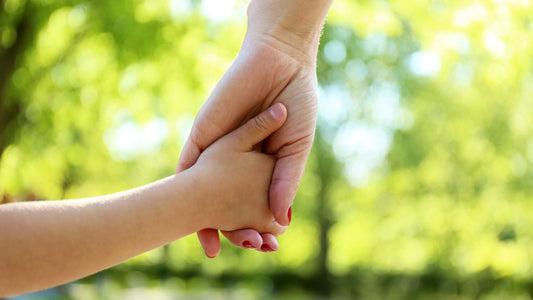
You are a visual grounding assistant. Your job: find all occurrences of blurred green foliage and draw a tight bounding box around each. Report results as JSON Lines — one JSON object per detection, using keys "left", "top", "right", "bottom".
{"left": 1, "top": 0, "right": 533, "bottom": 299}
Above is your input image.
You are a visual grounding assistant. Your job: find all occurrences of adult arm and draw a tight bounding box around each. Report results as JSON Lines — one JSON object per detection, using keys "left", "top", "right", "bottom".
{"left": 177, "top": 0, "right": 334, "bottom": 257}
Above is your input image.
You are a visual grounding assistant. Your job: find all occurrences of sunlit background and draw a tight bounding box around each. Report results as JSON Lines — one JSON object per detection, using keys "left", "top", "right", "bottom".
{"left": 1, "top": 0, "right": 533, "bottom": 299}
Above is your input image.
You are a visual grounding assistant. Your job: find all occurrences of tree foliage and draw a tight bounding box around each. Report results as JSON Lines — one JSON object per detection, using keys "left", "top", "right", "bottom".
{"left": 1, "top": 0, "right": 533, "bottom": 299}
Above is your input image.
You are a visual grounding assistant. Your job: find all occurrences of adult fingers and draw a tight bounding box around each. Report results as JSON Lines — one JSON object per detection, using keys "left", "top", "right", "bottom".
{"left": 177, "top": 57, "right": 267, "bottom": 171}
{"left": 179, "top": 56, "right": 273, "bottom": 158}
{"left": 269, "top": 150, "right": 311, "bottom": 226}
{"left": 221, "top": 212, "right": 287, "bottom": 250}
{"left": 221, "top": 230, "right": 263, "bottom": 249}
{"left": 258, "top": 233, "right": 279, "bottom": 253}
{"left": 177, "top": 54, "right": 278, "bottom": 258}
{"left": 226, "top": 103, "right": 287, "bottom": 151}
{"left": 197, "top": 229, "right": 221, "bottom": 258}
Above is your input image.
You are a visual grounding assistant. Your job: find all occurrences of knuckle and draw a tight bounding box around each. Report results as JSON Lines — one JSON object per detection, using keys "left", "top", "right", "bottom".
{"left": 252, "top": 114, "right": 271, "bottom": 132}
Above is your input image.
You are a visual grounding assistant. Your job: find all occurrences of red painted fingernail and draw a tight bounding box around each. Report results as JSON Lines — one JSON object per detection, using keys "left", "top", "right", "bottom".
{"left": 261, "top": 244, "right": 274, "bottom": 252}
{"left": 243, "top": 241, "right": 254, "bottom": 248}
{"left": 288, "top": 207, "right": 292, "bottom": 223}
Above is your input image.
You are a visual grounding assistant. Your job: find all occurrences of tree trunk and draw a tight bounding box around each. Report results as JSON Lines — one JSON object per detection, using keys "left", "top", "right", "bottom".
{"left": 313, "top": 128, "right": 338, "bottom": 296}
{"left": 0, "top": 4, "right": 32, "bottom": 158}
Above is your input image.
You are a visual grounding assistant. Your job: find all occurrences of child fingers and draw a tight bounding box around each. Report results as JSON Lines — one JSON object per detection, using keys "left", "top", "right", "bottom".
{"left": 229, "top": 103, "right": 287, "bottom": 150}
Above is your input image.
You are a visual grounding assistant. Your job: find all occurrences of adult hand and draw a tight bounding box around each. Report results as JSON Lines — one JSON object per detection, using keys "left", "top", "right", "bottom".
{"left": 177, "top": 0, "right": 333, "bottom": 257}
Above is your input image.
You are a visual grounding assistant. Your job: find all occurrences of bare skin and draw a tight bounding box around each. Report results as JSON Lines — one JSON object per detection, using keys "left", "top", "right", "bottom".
{"left": 0, "top": 104, "right": 287, "bottom": 297}
{"left": 177, "top": 0, "right": 334, "bottom": 257}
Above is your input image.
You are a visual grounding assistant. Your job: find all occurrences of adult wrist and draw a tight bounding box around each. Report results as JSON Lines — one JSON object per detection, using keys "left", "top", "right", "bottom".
{"left": 245, "top": 0, "right": 334, "bottom": 63}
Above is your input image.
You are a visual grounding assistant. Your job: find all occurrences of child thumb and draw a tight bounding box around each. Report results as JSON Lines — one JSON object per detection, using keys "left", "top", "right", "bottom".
{"left": 231, "top": 103, "right": 287, "bottom": 149}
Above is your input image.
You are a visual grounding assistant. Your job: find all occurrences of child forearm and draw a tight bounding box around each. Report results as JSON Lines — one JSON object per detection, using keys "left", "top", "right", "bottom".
{"left": 0, "top": 103, "right": 288, "bottom": 297}
{"left": 0, "top": 173, "right": 202, "bottom": 297}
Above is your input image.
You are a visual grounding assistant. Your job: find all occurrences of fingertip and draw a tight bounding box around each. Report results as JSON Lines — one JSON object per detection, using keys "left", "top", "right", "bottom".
{"left": 245, "top": 238, "right": 262, "bottom": 249}
{"left": 198, "top": 229, "right": 221, "bottom": 258}
{"left": 275, "top": 211, "right": 290, "bottom": 227}
{"left": 273, "top": 208, "right": 291, "bottom": 227}
{"left": 269, "top": 156, "right": 307, "bottom": 226}
{"left": 221, "top": 229, "right": 263, "bottom": 249}
{"left": 177, "top": 139, "right": 202, "bottom": 173}
{"left": 269, "top": 182, "right": 295, "bottom": 226}
{"left": 176, "top": 162, "right": 189, "bottom": 173}
{"left": 205, "top": 247, "right": 221, "bottom": 259}
{"left": 259, "top": 234, "right": 279, "bottom": 253}
{"left": 269, "top": 103, "right": 287, "bottom": 123}
{"left": 233, "top": 103, "right": 288, "bottom": 148}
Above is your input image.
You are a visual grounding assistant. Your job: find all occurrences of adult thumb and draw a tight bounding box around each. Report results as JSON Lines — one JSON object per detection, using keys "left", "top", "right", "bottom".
{"left": 229, "top": 103, "right": 287, "bottom": 150}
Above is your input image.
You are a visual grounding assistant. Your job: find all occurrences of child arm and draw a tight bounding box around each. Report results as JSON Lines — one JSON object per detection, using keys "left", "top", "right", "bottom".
{"left": 0, "top": 104, "right": 287, "bottom": 297}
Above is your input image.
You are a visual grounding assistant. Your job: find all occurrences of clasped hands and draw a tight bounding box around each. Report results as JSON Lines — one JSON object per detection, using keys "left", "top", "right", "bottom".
{"left": 176, "top": 0, "right": 330, "bottom": 257}
{"left": 0, "top": 2, "right": 333, "bottom": 295}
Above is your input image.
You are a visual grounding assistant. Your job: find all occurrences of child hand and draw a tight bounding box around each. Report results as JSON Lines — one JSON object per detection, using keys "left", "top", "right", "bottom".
{"left": 190, "top": 103, "right": 288, "bottom": 236}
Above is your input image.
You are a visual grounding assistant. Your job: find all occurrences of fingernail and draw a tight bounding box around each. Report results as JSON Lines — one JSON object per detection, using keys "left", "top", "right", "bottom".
{"left": 288, "top": 207, "right": 292, "bottom": 224}
{"left": 243, "top": 241, "right": 254, "bottom": 248}
{"left": 270, "top": 104, "right": 284, "bottom": 120}
{"left": 205, "top": 251, "right": 216, "bottom": 259}
{"left": 261, "top": 244, "right": 274, "bottom": 252}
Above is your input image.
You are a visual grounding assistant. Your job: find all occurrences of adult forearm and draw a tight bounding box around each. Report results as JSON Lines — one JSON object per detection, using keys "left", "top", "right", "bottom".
{"left": 246, "top": 0, "right": 334, "bottom": 60}
{"left": 0, "top": 174, "right": 200, "bottom": 297}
